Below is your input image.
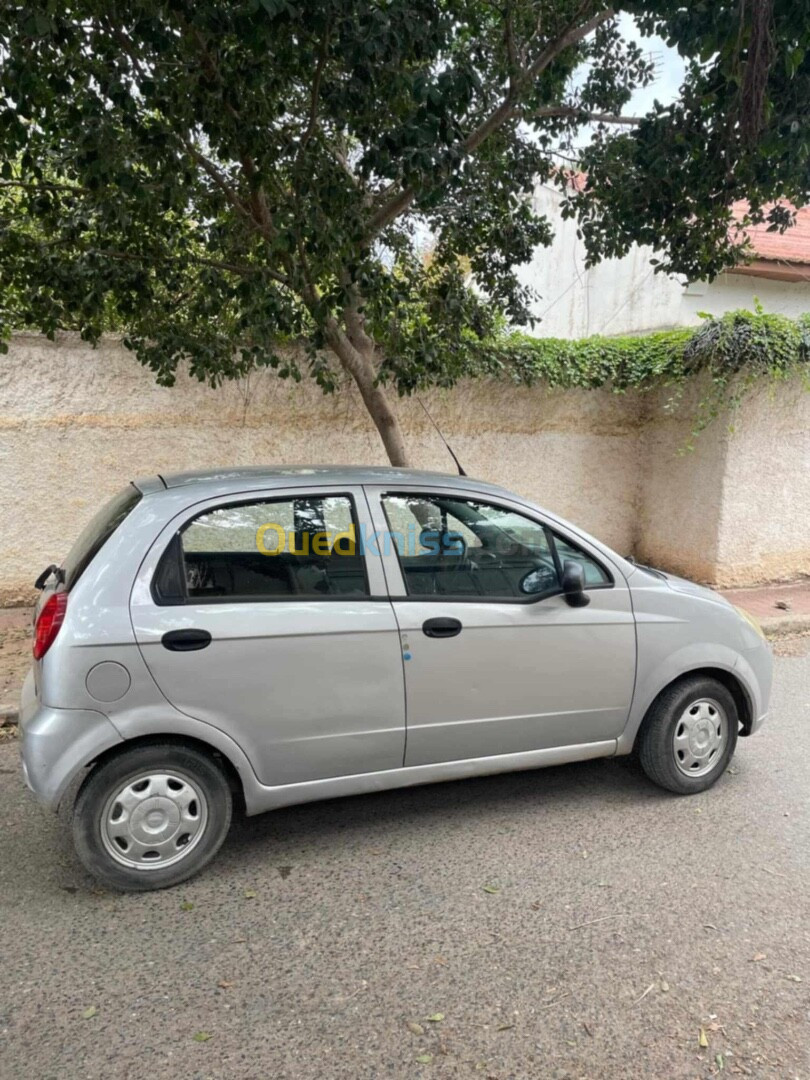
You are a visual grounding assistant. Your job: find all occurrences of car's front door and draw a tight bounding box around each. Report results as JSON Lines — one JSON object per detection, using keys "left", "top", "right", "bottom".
{"left": 130, "top": 486, "right": 405, "bottom": 786}
{"left": 365, "top": 486, "right": 636, "bottom": 767}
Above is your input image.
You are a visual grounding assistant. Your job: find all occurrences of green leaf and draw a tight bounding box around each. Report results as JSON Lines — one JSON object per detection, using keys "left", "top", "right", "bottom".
{"left": 425, "top": 1013, "right": 444, "bottom": 1023}
{"left": 415, "top": 1053, "right": 433, "bottom": 1064}
{"left": 82, "top": 1006, "right": 97, "bottom": 1020}
{"left": 482, "top": 884, "right": 501, "bottom": 894}
{"left": 180, "top": 901, "right": 194, "bottom": 911}
{"left": 244, "top": 889, "right": 257, "bottom": 899}
{"left": 193, "top": 1032, "right": 213, "bottom": 1043}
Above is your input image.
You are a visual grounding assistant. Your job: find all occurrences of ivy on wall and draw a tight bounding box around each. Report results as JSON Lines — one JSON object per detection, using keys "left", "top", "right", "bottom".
{"left": 478, "top": 307, "right": 810, "bottom": 439}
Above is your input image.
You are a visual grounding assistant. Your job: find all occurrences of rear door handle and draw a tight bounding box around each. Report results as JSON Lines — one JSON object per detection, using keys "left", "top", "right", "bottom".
{"left": 422, "top": 617, "right": 462, "bottom": 639}
{"left": 161, "top": 629, "right": 212, "bottom": 652}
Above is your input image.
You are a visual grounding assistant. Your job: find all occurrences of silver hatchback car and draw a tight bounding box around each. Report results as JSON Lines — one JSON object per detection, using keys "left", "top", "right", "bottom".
{"left": 20, "top": 467, "right": 772, "bottom": 891}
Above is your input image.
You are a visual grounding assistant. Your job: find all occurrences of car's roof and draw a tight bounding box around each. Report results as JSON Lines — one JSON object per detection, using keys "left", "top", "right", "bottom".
{"left": 135, "top": 465, "right": 515, "bottom": 499}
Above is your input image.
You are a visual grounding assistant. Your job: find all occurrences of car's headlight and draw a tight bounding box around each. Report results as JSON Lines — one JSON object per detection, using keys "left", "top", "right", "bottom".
{"left": 733, "top": 604, "right": 766, "bottom": 640}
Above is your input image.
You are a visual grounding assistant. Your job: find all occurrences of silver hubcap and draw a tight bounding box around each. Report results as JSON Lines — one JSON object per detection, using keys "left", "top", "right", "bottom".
{"left": 101, "top": 771, "right": 208, "bottom": 870}
{"left": 673, "top": 698, "right": 727, "bottom": 777}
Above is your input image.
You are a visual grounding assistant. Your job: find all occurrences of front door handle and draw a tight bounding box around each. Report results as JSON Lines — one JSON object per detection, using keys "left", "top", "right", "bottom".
{"left": 422, "top": 617, "right": 462, "bottom": 639}
{"left": 161, "top": 629, "right": 212, "bottom": 652}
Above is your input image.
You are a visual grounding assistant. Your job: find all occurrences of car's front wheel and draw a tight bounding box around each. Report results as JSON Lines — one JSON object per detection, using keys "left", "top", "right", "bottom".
{"left": 638, "top": 676, "right": 739, "bottom": 794}
{"left": 73, "top": 743, "right": 233, "bottom": 891}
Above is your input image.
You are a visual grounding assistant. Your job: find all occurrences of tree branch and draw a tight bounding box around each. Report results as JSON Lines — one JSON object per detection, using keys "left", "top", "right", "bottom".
{"left": 0, "top": 180, "right": 86, "bottom": 194}
{"left": 295, "top": 30, "right": 331, "bottom": 169}
{"left": 181, "top": 138, "right": 256, "bottom": 222}
{"left": 527, "top": 105, "right": 643, "bottom": 125}
{"left": 92, "top": 248, "right": 292, "bottom": 288}
{"left": 365, "top": 5, "right": 614, "bottom": 237}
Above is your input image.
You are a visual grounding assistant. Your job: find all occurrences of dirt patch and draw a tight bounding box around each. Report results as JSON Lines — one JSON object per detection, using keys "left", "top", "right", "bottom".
{"left": 771, "top": 632, "right": 810, "bottom": 658}
{"left": 0, "top": 624, "right": 31, "bottom": 714}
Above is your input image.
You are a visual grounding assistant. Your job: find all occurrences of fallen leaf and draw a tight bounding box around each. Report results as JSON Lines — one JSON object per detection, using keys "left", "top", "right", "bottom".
{"left": 244, "top": 889, "right": 257, "bottom": 899}
{"left": 482, "top": 884, "right": 501, "bottom": 894}
{"left": 433, "top": 955, "right": 447, "bottom": 966}
{"left": 496, "top": 1023, "right": 515, "bottom": 1031}
{"left": 751, "top": 952, "right": 767, "bottom": 962}
{"left": 425, "top": 1013, "right": 444, "bottom": 1023}
{"left": 699, "top": 1027, "right": 709, "bottom": 1048}
{"left": 716, "top": 1052, "right": 725, "bottom": 1070}
{"left": 415, "top": 1053, "right": 433, "bottom": 1064}
{"left": 786, "top": 974, "right": 802, "bottom": 982}
{"left": 82, "top": 1006, "right": 97, "bottom": 1020}
{"left": 180, "top": 901, "right": 194, "bottom": 911}
{"left": 407, "top": 1022, "right": 425, "bottom": 1036}
{"left": 193, "top": 1032, "right": 213, "bottom": 1043}
{"left": 217, "top": 980, "right": 233, "bottom": 990}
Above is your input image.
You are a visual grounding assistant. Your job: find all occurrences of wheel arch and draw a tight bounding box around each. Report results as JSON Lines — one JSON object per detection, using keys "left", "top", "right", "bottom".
{"left": 80, "top": 733, "right": 247, "bottom": 815}
{"left": 617, "top": 657, "right": 755, "bottom": 755}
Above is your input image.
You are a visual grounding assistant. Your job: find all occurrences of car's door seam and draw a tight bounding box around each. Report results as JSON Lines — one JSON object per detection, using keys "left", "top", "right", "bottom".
{"left": 361, "top": 485, "right": 409, "bottom": 767}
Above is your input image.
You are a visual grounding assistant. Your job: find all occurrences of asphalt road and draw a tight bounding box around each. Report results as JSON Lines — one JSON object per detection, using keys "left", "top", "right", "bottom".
{"left": 0, "top": 653, "right": 808, "bottom": 1080}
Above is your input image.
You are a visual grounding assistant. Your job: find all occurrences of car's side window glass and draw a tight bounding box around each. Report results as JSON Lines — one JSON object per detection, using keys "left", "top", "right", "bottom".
{"left": 553, "top": 533, "right": 610, "bottom": 586}
{"left": 381, "top": 494, "right": 560, "bottom": 599}
{"left": 160, "top": 494, "right": 368, "bottom": 602}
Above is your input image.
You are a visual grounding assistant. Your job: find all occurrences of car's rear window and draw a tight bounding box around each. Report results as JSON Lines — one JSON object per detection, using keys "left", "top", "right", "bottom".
{"left": 62, "top": 484, "right": 142, "bottom": 590}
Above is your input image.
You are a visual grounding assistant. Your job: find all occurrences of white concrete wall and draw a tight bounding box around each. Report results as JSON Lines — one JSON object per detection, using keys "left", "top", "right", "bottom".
{"left": 1, "top": 334, "right": 807, "bottom": 602}
{"left": 521, "top": 185, "right": 810, "bottom": 337}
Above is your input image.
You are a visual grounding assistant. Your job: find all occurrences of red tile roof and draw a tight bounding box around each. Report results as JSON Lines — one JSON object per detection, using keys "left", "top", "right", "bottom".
{"left": 731, "top": 200, "right": 810, "bottom": 266}
{"left": 556, "top": 180, "right": 810, "bottom": 278}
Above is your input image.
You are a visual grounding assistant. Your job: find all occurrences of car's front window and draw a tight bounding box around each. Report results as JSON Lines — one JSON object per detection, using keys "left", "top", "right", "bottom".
{"left": 381, "top": 493, "right": 559, "bottom": 599}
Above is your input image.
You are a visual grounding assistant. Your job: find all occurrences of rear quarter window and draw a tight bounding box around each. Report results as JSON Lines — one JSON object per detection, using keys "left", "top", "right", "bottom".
{"left": 62, "top": 484, "right": 142, "bottom": 590}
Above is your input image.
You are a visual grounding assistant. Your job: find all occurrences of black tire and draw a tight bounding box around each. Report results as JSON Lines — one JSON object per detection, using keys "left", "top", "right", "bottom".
{"left": 637, "top": 676, "right": 739, "bottom": 795}
{"left": 73, "top": 743, "right": 233, "bottom": 892}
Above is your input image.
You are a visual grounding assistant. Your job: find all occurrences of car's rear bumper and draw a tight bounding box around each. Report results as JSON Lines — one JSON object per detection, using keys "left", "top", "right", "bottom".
{"left": 19, "top": 668, "right": 123, "bottom": 811}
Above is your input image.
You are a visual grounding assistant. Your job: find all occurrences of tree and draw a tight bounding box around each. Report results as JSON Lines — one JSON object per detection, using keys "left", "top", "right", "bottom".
{"left": 1, "top": 1, "right": 808, "bottom": 465}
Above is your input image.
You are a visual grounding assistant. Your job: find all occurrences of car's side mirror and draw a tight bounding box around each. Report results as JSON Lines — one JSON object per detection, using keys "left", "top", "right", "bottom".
{"left": 562, "top": 560, "right": 590, "bottom": 607}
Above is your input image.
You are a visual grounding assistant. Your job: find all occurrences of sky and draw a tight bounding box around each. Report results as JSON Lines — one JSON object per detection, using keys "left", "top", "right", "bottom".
{"left": 620, "top": 12, "right": 686, "bottom": 114}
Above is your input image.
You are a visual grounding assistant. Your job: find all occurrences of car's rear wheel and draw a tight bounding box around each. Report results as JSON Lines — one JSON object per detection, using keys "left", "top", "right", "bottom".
{"left": 638, "top": 676, "right": 739, "bottom": 794}
{"left": 73, "top": 743, "right": 232, "bottom": 891}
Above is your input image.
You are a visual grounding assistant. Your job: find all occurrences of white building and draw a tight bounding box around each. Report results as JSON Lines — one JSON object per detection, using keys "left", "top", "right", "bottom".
{"left": 520, "top": 182, "right": 810, "bottom": 338}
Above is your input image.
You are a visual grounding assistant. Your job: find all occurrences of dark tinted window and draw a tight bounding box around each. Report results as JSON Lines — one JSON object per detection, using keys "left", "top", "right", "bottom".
{"left": 382, "top": 494, "right": 559, "bottom": 599}
{"left": 161, "top": 494, "right": 368, "bottom": 602}
{"left": 63, "top": 484, "right": 142, "bottom": 590}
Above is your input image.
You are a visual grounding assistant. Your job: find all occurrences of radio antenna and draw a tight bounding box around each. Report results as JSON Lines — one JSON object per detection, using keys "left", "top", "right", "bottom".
{"left": 416, "top": 396, "right": 467, "bottom": 476}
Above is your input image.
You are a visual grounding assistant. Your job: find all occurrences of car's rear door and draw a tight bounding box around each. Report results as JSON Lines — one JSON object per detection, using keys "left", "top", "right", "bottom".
{"left": 364, "top": 485, "right": 636, "bottom": 767}
{"left": 130, "top": 485, "right": 405, "bottom": 786}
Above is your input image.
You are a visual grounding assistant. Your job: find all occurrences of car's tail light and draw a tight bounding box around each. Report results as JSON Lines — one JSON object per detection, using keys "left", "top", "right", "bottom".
{"left": 33, "top": 593, "right": 68, "bottom": 660}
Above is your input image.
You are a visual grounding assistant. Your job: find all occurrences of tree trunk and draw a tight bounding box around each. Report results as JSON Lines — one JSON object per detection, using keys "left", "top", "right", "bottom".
{"left": 325, "top": 315, "right": 412, "bottom": 468}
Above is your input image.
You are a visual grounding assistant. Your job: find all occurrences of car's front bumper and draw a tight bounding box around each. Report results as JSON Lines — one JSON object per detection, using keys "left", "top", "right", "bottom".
{"left": 19, "top": 668, "right": 123, "bottom": 811}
